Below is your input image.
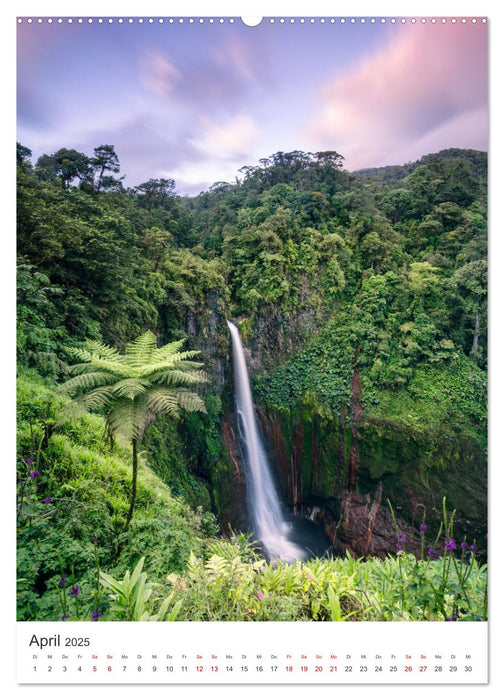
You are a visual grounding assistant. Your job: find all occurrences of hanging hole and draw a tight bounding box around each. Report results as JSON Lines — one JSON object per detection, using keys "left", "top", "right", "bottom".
{"left": 241, "top": 16, "right": 263, "bottom": 27}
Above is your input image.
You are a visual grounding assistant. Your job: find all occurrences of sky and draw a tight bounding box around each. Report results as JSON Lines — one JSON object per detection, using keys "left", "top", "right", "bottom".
{"left": 17, "top": 16, "right": 488, "bottom": 196}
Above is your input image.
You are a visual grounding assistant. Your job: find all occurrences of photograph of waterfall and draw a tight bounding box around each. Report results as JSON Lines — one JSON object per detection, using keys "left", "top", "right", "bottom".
{"left": 15, "top": 9, "right": 489, "bottom": 685}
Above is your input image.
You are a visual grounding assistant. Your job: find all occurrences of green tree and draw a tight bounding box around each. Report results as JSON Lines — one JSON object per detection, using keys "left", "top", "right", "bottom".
{"left": 17, "top": 142, "right": 33, "bottom": 170}
{"left": 453, "top": 259, "right": 487, "bottom": 360}
{"left": 36, "top": 148, "right": 91, "bottom": 189}
{"left": 91, "top": 144, "right": 122, "bottom": 193}
{"left": 16, "top": 261, "right": 66, "bottom": 374}
{"left": 407, "top": 261, "right": 440, "bottom": 311}
{"left": 134, "top": 178, "right": 176, "bottom": 210}
{"left": 61, "top": 331, "right": 207, "bottom": 531}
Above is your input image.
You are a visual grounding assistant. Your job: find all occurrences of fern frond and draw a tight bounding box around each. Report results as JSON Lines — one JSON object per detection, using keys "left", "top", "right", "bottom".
{"left": 106, "top": 400, "right": 148, "bottom": 441}
{"left": 177, "top": 390, "right": 207, "bottom": 414}
{"left": 84, "top": 339, "right": 123, "bottom": 361}
{"left": 81, "top": 386, "right": 115, "bottom": 411}
{"left": 136, "top": 356, "right": 204, "bottom": 378}
{"left": 205, "top": 555, "right": 228, "bottom": 574}
{"left": 136, "top": 359, "right": 180, "bottom": 377}
{"left": 170, "top": 360, "right": 206, "bottom": 371}
{"left": 60, "top": 371, "right": 118, "bottom": 395}
{"left": 64, "top": 346, "right": 96, "bottom": 363}
{"left": 66, "top": 362, "right": 107, "bottom": 376}
{"left": 150, "top": 369, "right": 208, "bottom": 387}
{"left": 124, "top": 331, "right": 157, "bottom": 367}
{"left": 173, "top": 350, "right": 203, "bottom": 361}
{"left": 143, "top": 389, "right": 181, "bottom": 417}
{"left": 65, "top": 354, "right": 136, "bottom": 379}
{"left": 111, "top": 377, "right": 151, "bottom": 399}
{"left": 65, "top": 341, "right": 122, "bottom": 364}
{"left": 83, "top": 357, "right": 139, "bottom": 378}
{"left": 150, "top": 339, "right": 186, "bottom": 363}
{"left": 186, "top": 552, "right": 202, "bottom": 581}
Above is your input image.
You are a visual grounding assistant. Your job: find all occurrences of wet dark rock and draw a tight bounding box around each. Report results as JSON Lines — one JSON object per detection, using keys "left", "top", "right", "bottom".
{"left": 218, "top": 415, "right": 248, "bottom": 533}
{"left": 296, "top": 486, "right": 420, "bottom": 559}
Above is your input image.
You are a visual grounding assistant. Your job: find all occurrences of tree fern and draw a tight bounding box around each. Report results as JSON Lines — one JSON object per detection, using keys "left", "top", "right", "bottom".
{"left": 155, "top": 369, "right": 207, "bottom": 386}
{"left": 60, "top": 331, "right": 207, "bottom": 530}
{"left": 66, "top": 340, "right": 122, "bottom": 363}
{"left": 111, "top": 378, "right": 152, "bottom": 399}
{"left": 151, "top": 339, "right": 187, "bottom": 362}
{"left": 80, "top": 386, "right": 116, "bottom": 412}
{"left": 61, "top": 370, "right": 119, "bottom": 393}
{"left": 176, "top": 391, "right": 207, "bottom": 413}
{"left": 124, "top": 330, "right": 158, "bottom": 367}
{"left": 143, "top": 389, "right": 182, "bottom": 417}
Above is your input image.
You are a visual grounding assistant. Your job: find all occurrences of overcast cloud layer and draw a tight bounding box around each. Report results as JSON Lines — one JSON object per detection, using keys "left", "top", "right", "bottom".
{"left": 17, "top": 18, "right": 487, "bottom": 195}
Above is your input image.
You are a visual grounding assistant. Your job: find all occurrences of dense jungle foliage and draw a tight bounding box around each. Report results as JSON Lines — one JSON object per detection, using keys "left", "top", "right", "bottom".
{"left": 16, "top": 143, "right": 487, "bottom": 621}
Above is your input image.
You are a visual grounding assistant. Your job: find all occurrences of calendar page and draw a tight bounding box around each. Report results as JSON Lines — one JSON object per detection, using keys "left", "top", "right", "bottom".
{"left": 13, "top": 1, "right": 491, "bottom": 691}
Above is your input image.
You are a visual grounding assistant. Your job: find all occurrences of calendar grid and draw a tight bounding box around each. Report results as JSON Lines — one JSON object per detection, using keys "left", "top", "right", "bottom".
{"left": 17, "top": 621, "right": 488, "bottom": 684}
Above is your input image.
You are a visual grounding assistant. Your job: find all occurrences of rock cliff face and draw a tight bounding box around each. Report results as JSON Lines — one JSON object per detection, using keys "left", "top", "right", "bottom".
{"left": 241, "top": 305, "right": 325, "bottom": 374}
{"left": 184, "top": 290, "right": 228, "bottom": 391}
{"left": 211, "top": 415, "right": 249, "bottom": 533}
{"left": 257, "top": 398, "right": 486, "bottom": 558}
{"left": 295, "top": 487, "right": 421, "bottom": 559}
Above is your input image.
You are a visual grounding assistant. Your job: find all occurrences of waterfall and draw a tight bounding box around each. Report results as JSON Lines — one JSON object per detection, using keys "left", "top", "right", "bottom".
{"left": 227, "top": 321, "right": 304, "bottom": 562}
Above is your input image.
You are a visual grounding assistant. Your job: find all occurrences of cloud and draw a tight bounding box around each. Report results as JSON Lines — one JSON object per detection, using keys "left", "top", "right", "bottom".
{"left": 306, "top": 23, "right": 487, "bottom": 169}
{"left": 135, "top": 42, "right": 265, "bottom": 192}
{"left": 140, "top": 36, "right": 269, "bottom": 119}
{"left": 189, "top": 112, "right": 260, "bottom": 160}
{"left": 141, "top": 53, "right": 181, "bottom": 99}
{"left": 160, "top": 112, "right": 262, "bottom": 194}
{"left": 389, "top": 106, "right": 488, "bottom": 167}
{"left": 212, "top": 36, "right": 271, "bottom": 87}
{"left": 168, "top": 161, "right": 241, "bottom": 196}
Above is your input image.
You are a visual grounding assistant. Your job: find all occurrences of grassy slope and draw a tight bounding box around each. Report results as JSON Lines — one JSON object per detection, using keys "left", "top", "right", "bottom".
{"left": 16, "top": 369, "right": 214, "bottom": 621}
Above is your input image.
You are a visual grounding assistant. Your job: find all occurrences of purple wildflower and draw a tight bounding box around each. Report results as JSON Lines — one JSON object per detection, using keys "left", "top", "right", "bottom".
{"left": 396, "top": 544, "right": 403, "bottom": 552}
{"left": 470, "top": 544, "right": 478, "bottom": 552}
{"left": 397, "top": 533, "right": 406, "bottom": 542}
{"left": 29, "top": 470, "right": 39, "bottom": 480}
{"left": 69, "top": 585, "right": 79, "bottom": 597}
{"left": 61, "top": 614, "right": 70, "bottom": 621}
{"left": 460, "top": 541, "right": 469, "bottom": 550}
{"left": 59, "top": 577, "right": 67, "bottom": 587}
{"left": 257, "top": 593, "right": 264, "bottom": 599}
{"left": 447, "top": 611, "right": 461, "bottom": 621}
{"left": 26, "top": 458, "right": 32, "bottom": 465}
{"left": 43, "top": 497, "right": 52, "bottom": 504}
{"left": 92, "top": 610, "right": 103, "bottom": 621}
{"left": 445, "top": 537, "right": 457, "bottom": 552}
{"left": 419, "top": 524, "right": 428, "bottom": 533}
{"left": 427, "top": 547, "right": 438, "bottom": 559}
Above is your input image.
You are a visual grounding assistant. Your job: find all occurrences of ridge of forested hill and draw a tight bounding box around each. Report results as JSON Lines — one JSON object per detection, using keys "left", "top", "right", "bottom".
{"left": 354, "top": 147, "right": 487, "bottom": 186}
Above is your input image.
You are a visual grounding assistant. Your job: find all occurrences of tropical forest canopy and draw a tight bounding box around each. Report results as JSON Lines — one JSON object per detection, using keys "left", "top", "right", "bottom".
{"left": 16, "top": 142, "right": 487, "bottom": 622}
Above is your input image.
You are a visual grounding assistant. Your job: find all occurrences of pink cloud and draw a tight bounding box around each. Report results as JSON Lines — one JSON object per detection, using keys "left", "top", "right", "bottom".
{"left": 307, "top": 22, "right": 487, "bottom": 169}
{"left": 141, "top": 52, "right": 181, "bottom": 99}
